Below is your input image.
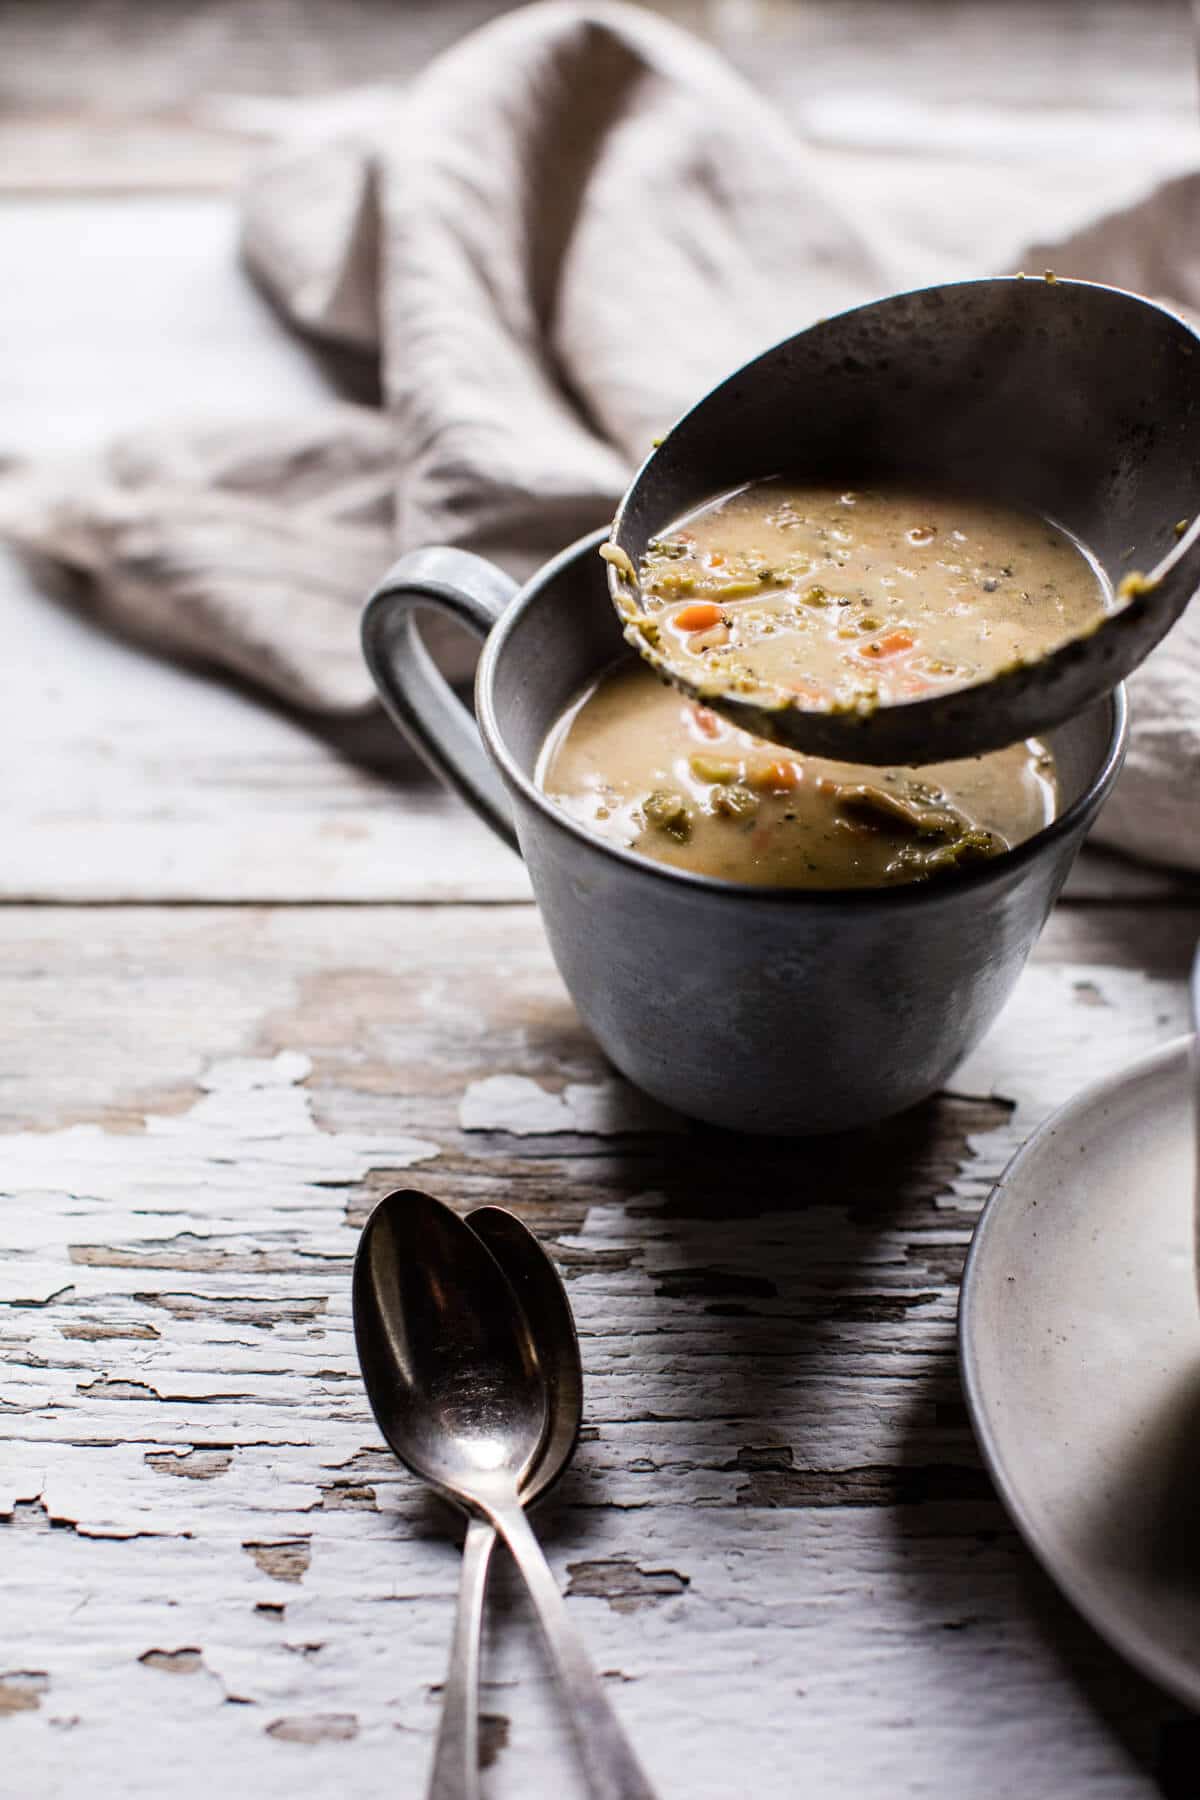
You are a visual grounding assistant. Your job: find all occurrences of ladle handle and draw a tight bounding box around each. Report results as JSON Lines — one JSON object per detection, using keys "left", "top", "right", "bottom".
{"left": 488, "top": 1500, "right": 658, "bottom": 1800}
{"left": 361, "top": 547, "right": 520, "bottom": 853}
{"left": 428, "top": 1514, "right": 496, "bottom": 1800}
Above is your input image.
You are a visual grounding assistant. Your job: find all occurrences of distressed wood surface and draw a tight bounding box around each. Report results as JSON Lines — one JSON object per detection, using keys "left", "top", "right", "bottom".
{"left": 0, "top": 538, "right": 527, "bottom": 905}
{"left": 5, "top": 4, "right": 1200, "bottom": 1796}
{"left": 3, "top": 902, "right": 1199, "bottom": 1797}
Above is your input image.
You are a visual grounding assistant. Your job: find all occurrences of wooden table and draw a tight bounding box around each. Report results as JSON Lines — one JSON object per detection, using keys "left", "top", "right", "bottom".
{"left": 4, "top": 5, "right": 1200, "bottom": 1795}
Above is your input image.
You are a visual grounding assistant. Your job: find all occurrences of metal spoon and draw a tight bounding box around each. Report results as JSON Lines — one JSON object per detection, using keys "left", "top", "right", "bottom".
{"left": 353, "top": 1190, "right": 656, "bottom": 1800}
{"left": 427, "top": 1204, "right": 583, "bottom": 1800}
{"left": 605, "top": 275, "right": 1200, "bottom": 765}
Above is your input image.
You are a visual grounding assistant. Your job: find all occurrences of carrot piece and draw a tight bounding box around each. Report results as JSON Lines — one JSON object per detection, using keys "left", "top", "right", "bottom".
{"left": 861, "top": 628, "right": 916, "bottom": 659}
{"left": 673, "top": 601, "right": 724, "bottom": 632}
{"left": 691, "top": 705, "right": 723, "bottom": 738}
{"left": 708, "top": 552, "right": 725, "bottom": 567}
{"left": 788, "top": 678, "right": 827, "bottom": 705}
{"left": 747, "top": 758, "right": 804, "bottom": 792}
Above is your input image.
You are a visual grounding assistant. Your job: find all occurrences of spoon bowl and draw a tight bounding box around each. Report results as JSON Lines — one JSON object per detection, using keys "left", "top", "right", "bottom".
{"left": 606, "top": 276, "right": 1200, "bottom": 764}
{"left": 353, "top": 1188, "right": 547, "bottom": 1504}
{"left": 419, "top": 1203, "right": 584, "bottom": 1800}
{"left": 468, "top": 1203, "right": 582, "bottom": 1498}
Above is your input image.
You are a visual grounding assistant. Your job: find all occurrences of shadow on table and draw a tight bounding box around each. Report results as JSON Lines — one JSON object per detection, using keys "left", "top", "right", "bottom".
{"left": 443, "top": 1066, "right": 1197, "bottom": 1790}
{"left": 357, "top": 972, "right": 1196, "bottom": 1787}
{"left": 390, "top": 1077, "right": 997, "bottom": 1525}
{"left": 551, "top": 1087, "right": 1004, "bottom": 1484}
{"left": 407, "top": 1066, "right": 1013, "bottom": 1514}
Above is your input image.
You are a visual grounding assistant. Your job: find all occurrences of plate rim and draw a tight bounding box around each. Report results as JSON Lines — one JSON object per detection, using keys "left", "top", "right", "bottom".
{"left": 957, "top": 1030, "right": 1198, "bottom": 1711}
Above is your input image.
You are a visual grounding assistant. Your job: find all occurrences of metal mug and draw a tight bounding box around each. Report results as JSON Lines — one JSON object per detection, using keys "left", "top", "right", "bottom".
{"left": 362, "top": 529, "right": 1126, "bottom": 1134}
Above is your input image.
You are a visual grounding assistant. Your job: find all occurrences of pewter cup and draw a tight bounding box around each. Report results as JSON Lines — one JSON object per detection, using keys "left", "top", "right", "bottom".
{"left": 362, "top": 530, "right": 1124, "bottom": 1134}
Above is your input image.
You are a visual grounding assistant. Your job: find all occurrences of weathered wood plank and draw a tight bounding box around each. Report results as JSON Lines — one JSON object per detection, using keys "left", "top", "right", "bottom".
{"left": 1037, "top": 894, "right": 1200, "bottom": 972}
{"left": 0, "top": 1, "right": 1192, "bottom": 143}
{"left": 1061, "top": 849, "right": 1200, "bottom": 904}
{"left": 0, "top": 540, "right": 527, "bottom": 903}
{"left": 2, "top": 0, "right": 1196, "bottom": 291}
{"left": 1, "top": 903, "right": 1193, "bottom": 1794}
{"left": 0, "top": 198, "right": 346, "bottom": 454}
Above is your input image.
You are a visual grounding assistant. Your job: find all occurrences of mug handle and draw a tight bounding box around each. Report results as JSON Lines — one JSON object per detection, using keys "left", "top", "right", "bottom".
{"left": 361, "top": 547, "right": 521, "bottom": 855}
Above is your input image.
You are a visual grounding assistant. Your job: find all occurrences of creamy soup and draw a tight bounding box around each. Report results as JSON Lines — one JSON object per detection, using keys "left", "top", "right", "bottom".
{"left": 538, "top": 660, "right": 1056, "bottom": 889}
{"left": 629, "top": 481, "right": 1111, "bottom": 715}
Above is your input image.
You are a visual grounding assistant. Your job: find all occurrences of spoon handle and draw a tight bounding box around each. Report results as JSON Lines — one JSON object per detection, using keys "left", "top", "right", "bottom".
{"left": 428, "top": 1514, "right": 495, "bottom": 1800}
{"left": 488, "top": 1500, "right": 658, "bottom": 1800}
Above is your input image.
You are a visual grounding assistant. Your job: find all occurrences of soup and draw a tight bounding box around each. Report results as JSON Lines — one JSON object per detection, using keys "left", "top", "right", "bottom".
{"left": 538, "top": 660, "right": 1056, "bottom": 889}
{"left": 627, "top": 481, "right": 1111, "bottom": 716}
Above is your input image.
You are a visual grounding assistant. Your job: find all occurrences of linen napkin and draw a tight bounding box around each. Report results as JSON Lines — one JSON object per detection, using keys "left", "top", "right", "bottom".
{"left": 2, "top": 0, "right": 1198, "bottom": 869}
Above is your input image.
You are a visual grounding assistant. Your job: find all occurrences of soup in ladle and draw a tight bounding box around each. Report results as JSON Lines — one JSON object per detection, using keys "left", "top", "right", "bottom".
{"left": 614, "top": 480, "right": 1112, "bottom": 722}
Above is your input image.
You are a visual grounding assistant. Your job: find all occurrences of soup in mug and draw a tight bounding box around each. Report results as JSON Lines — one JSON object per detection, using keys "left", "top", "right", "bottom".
{"left": 628, "top": 481, "right": 1112, "bottom": 716}
{"left": 538, "top": 660, "right": 1056, "bottom": 890}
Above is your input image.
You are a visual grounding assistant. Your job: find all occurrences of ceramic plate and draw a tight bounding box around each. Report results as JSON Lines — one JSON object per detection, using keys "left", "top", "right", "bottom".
{"left": 959, "top": 1034, "right": 1200, "bottom": 1707}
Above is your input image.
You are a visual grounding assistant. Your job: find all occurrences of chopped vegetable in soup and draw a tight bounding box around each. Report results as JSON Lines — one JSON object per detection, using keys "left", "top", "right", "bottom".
{"left": 631, "top": 481, "right": 1111, "bottom": 714}
{"left": 537, "top": 661, "right": 1056, "bottom": 889}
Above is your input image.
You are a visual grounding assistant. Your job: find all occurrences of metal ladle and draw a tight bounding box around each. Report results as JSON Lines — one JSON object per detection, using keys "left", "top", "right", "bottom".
{"left": 426, "top": 1204, "right": 583, "bottom": 1800}
{"left": 353, "top": 1189, "right": 656, "bottom": 1800}
{"left": 605, "top": 276, "right": 1200, "bottom": 766}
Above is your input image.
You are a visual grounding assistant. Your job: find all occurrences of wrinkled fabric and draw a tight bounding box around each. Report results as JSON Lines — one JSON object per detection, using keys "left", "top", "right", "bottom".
{"left": 1022, "top": 179, "right": 1200, "bottom": 871}
{"left": 1, "top": 0, "right": 1198, "bottom": 865}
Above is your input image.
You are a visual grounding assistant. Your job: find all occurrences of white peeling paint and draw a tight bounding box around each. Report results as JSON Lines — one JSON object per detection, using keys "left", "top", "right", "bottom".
{"left": 458, "top": 1073, "right": 680, "bottom": 1137}
{"left": 0, "top": 1052, "right": 437, "bottom": 1304}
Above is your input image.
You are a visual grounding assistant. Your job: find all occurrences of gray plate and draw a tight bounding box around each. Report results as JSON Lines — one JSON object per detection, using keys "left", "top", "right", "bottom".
{"left": 959, "top": 1034, "right": 1200, "bottom": 1708}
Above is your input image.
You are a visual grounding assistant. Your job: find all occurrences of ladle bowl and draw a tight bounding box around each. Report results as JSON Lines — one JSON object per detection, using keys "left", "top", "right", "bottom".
{"left": 606, "top": 275, "right": 1200, "bottom": 764}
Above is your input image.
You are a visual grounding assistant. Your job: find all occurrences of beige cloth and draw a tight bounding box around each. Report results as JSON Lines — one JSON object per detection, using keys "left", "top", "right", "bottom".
{"left": 1, "top": 0, "right": 1199, "bottom": 865}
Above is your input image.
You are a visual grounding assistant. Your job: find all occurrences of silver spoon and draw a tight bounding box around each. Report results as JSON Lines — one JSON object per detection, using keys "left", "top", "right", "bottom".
{"left": 427, "top": 1204, "right": 583, "bottom": 1800}
{"left": 353, "top": 1189, "right": 657, "bottom": 1800}
{"left": 605, "top": 275, "right": 1200, "bottom": 766}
